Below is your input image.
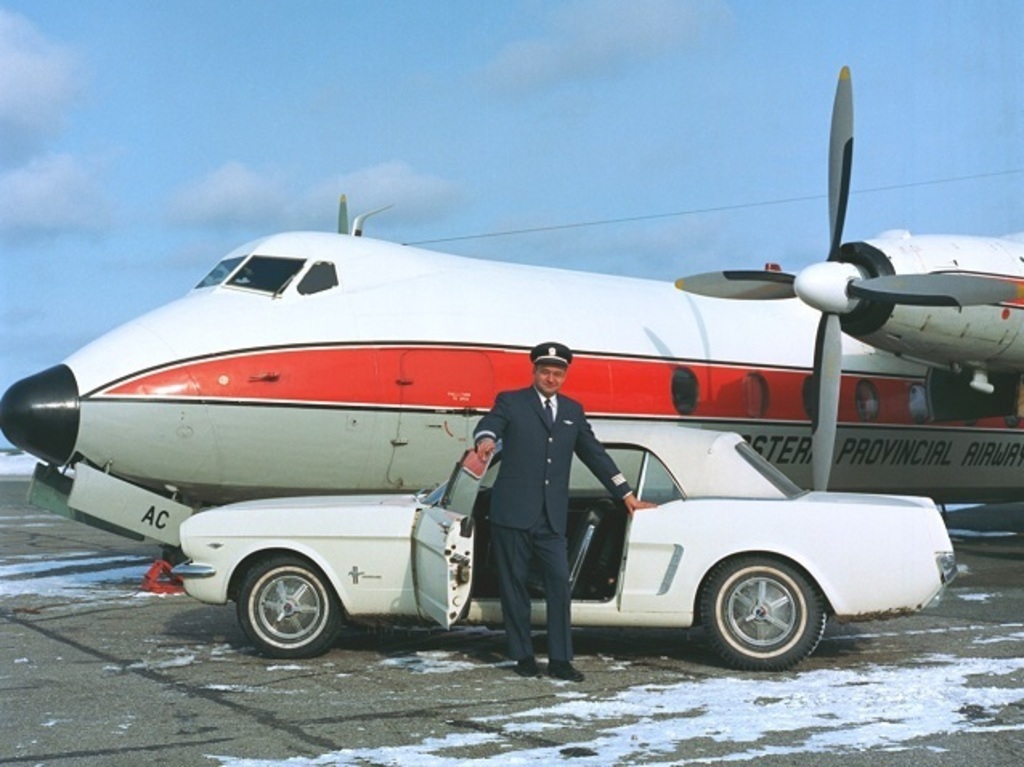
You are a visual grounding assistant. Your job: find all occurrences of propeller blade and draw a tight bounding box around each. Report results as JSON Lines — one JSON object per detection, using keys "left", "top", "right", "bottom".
{"left": 848, "top": 273, "right": 1024, "bottom": 307}
{"left": 811, "top": 313, "right": 843, "bottom": 491}
{"left": 674, "top": 270, "right": 795, "bottom": 300}
{"left": 828, "top": 67, "right": 854, "bottom": 261}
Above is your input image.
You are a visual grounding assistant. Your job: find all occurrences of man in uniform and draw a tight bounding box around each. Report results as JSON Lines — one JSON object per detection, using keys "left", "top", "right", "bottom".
{"left": 473, "top": 342, "right": 653, "bottom": 681}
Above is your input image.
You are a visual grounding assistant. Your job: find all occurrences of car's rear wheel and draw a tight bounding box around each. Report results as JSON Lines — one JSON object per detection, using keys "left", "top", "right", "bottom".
{"left": 237, "top": 555, "right": 342, "bottom": 659}
{"left": 700, "top": 556, "right": 826, "bottom": 671}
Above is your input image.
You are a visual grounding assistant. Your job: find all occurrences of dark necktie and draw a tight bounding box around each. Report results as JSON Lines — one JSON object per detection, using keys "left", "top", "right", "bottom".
{"left": 544, "top": 398, "right": 554, "bottom": 427}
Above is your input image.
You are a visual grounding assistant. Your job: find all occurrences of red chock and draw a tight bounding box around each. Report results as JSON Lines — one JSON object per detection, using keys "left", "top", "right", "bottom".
{"left": 141, "top": 559, "right": 184, "bottom": 594}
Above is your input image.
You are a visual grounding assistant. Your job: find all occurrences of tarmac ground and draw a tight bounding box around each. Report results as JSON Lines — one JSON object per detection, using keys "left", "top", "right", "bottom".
{"left": 2, "top": 478, "right": 1023, "bottom": 766}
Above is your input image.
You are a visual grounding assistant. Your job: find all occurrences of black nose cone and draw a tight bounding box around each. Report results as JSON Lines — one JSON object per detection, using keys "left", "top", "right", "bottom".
{"left": 0, "top": 364, "right": 80, "bottom": 465}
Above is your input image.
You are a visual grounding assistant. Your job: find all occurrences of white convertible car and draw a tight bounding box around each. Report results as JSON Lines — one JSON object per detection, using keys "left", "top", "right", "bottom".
{"left": 173, "top": 423, "right": 957, "bottom": 671}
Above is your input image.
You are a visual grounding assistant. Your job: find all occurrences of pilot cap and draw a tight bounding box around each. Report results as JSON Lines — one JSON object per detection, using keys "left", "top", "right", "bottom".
{"left": 530, "top": 341, "right": 573, "bottom": 368}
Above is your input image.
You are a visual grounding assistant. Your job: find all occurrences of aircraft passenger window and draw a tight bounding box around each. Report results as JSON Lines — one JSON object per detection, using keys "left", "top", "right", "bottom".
{"left": 908, "top": 383, "right": 929, "bottom": 424}
{"left": 671, "top": 368, "right": 699, "bottom": 415}
{"left": 297, "top": 261, "right": 339, "bottom": 295}
{"left": 743, "top": 372, "right": 769, "bottom": 418}
{"left": 855, "top": 379, "right": 879, "bottom": 422}
{"left": 227, "top": 256, "right": 306, "bottom": 295}
{"left": 195, "top": 256, "right": 245, "bottom": 289}
{"left": 801, "top": 376, "right": 815, "bottom": 420}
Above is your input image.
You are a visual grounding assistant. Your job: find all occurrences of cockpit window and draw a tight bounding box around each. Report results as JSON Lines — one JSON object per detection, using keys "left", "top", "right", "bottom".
{"left": 195, "top": 256, "right": 245, "bottom": 289}
{"left": 297, "top": 261, "right": 339, "bottom": 295}
{"left": 226, "top": 256, "right": 306, "bottom": 295}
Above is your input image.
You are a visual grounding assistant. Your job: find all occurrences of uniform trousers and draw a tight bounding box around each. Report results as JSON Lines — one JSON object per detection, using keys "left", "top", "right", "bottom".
{"left": 490, "top": 511, "right": 573, "bottom": 662}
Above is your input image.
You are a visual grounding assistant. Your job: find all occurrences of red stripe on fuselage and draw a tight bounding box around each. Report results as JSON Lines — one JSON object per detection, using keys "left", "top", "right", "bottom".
{"left": 94, "top": 343, "right": 946, "bottom": 427}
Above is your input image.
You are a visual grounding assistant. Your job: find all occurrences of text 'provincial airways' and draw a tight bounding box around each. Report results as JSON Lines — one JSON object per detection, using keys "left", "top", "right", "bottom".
{"left": 837, "top": 438, "right": 952, "bottom": 466}
{"left": 746, "top": 434, "right": 1024, "bottom": 469}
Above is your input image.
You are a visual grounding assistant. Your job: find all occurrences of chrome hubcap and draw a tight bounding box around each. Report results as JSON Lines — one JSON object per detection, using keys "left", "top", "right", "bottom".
{"left": 726, "top": 575, "right": 798, "bottom": 647}
{"left": 257, "top": 574, "right": 323, "bottom": 641}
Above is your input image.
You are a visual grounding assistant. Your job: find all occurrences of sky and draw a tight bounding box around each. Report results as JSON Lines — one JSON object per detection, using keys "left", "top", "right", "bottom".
{"left": 2, "top": 0, "right": 1024, "bottom": 446}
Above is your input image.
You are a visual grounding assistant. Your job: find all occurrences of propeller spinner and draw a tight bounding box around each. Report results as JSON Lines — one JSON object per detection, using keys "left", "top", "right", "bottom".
{"left": 675, "top": 67, "right": 1022, "bottom": 491}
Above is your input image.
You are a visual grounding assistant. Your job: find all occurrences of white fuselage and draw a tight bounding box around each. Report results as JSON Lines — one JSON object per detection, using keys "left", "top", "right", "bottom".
{"left": 11, "top": 230, "right": 1024, "bottom": 508}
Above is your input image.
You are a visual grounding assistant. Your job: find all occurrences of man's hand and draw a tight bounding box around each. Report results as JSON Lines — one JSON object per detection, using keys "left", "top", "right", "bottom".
{"left": 475, "top": 437, "right": 497, "bottom": 461}
{"left": 624, "top": 494, "right": 657, "bottom": 516}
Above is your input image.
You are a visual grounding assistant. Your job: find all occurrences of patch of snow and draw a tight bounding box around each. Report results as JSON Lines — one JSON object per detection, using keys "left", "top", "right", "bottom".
{"left": 209, "top": 654, "right": 1024, "bottom": 766}
{"left": 0, "top": 451, "right": 37, "bottom": 476}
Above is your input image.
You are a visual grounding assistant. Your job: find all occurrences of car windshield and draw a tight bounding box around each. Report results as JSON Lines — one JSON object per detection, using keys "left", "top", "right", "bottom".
{"left": 734, "top": 441, "right": 805, "bottom": 498}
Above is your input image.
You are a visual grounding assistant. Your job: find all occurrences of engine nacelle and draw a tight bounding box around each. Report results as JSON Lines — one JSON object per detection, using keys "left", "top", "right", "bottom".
{"left": 840, "top": 235, "right": 1024, "bottom": 372}
{"left": 835, "top": 241, "right": 895, "bottom": 337}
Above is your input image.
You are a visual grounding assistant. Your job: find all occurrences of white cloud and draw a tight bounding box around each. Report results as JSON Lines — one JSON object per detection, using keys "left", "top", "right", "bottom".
{"left": 165, "top": 161, "right": 292, "bottom": 229}
{"left": 335, "top": 161, "right": 464, "bottom": 224}
{"left": 0, "top": 153, "right": 112, "bottom": 239}
{"left": 0, "top": 9, "right": 85, "bottom": 166}
{"left": 483, "top": 0, "right": 732, "bottom": 94}
{"left": 167, "top": 161, "right": 463, "bottom": 233}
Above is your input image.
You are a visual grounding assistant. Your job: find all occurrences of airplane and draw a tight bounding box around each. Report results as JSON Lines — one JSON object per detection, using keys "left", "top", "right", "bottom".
{"left": 3, "top": 67, "right": 1024, "bottom": 549}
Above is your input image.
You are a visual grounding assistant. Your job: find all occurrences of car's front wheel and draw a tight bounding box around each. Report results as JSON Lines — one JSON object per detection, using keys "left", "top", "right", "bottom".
{"left": 237, "top": 555, "right": 342, "bottom": 659}
{"left": 700, "top": 556, "right": 826, "bottom": 672}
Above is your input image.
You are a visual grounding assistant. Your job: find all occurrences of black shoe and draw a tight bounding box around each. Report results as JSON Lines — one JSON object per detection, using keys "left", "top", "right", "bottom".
{"left": 513, "top": 657, "right": 541, "bottom": 677}
{"left": 548, "top": 661, "right": 585, "bottom": 682}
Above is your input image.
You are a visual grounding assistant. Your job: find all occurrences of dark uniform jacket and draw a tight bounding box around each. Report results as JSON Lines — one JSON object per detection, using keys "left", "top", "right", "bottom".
{"left": 474, "top": 386, "right": 632, "bottom": 535}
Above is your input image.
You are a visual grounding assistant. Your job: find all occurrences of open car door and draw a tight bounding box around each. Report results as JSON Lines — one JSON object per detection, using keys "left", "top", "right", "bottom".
{"left": 411, "top": 450, "right": 487, "bottom": 628}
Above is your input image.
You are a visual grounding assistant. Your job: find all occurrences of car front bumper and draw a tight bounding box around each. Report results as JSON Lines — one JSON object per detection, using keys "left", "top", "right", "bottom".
{"left": 171, "top": 561, "right": 217, "bottom": 579}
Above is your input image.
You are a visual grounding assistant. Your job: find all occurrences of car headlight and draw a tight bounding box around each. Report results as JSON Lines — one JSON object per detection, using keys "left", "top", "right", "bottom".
{"left": 936, "top": 551, "right": 958, "bottom": 584}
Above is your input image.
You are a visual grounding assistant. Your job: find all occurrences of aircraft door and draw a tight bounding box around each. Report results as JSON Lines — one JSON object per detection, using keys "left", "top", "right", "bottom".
{"left": 411, "top": 505, "right": 475, "bottom": 628}
{"left": 388, "top": 350, "right": 495, "bottom": 488}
